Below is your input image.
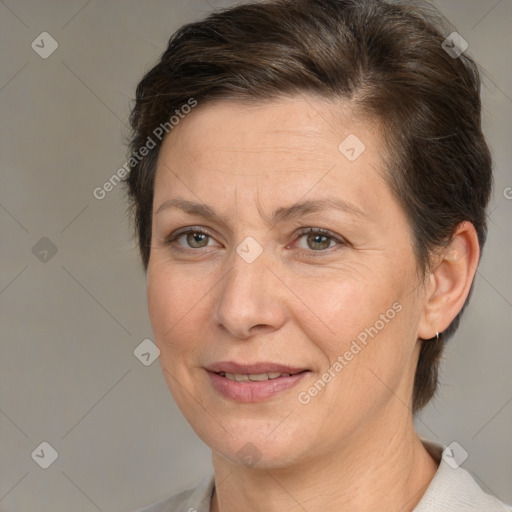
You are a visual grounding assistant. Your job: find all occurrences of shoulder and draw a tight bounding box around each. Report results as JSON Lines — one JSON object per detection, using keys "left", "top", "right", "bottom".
{"left": 414, "top": 440, "right": 511, "bottom": 512}
{"left": 133, "top": 473, "right": 215, "bottom": 512}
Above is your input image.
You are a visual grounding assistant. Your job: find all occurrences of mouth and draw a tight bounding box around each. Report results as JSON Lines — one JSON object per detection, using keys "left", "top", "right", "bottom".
{"left": 216, "top": 370, "right": 304, "bottom": 382}
{"left": 205, "top": 362, "right": 310, "bottom": 402}
{"left": 206, "top": 361, "right": 309, "bottom": 375}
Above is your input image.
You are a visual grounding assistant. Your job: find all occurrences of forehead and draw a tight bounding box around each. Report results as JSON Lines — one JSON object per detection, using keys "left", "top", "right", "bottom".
{"left": 157, "top": 97, "right": 384, "bottom": 170}
{"left": 153, "top": 96, "right": 394, "bottom": 223}
{"left": 159, "top": 97, "right": 376, "bottom": 162}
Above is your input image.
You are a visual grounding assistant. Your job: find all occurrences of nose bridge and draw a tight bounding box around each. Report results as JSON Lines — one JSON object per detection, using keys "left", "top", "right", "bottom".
{"left": 214, "top": 241, "right": 287, "bottom": 338}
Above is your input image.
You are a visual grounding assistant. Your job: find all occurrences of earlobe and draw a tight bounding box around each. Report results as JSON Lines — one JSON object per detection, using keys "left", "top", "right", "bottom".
{"left": 417, "top": 221, "right": 480, "bottom": 341}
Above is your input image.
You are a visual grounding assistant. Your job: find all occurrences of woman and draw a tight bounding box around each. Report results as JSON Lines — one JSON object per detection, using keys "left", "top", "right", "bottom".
{"left": 125, "top": 0, "right": 510, "bottom": 510}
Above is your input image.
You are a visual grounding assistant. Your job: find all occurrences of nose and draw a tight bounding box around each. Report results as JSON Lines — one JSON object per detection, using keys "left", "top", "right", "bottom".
{"left": 214, "top": 244, "right": 288, "bottom": 340}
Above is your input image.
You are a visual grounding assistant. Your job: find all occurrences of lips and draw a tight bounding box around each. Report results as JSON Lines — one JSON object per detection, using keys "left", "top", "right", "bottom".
{"left": 205, "top": 361, "right": 310, "bottom": 402}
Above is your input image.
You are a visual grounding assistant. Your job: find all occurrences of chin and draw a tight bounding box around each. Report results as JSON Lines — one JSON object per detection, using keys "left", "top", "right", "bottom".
{"left": 213, "top": 439, "right": 306, "bottom": 470}
{"left": 194, "top": 415, "right": 318, "bottom": 470}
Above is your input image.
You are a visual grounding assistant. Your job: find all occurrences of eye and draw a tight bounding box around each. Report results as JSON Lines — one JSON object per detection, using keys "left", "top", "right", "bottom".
{"left": 294, "top": 228, "right": 345, "bottom": 252}
{"left": 164, "top": 228, "right": 219, "bottom": 250}
{"left": 163, "top": 227, "right": 345, "bottom": 254}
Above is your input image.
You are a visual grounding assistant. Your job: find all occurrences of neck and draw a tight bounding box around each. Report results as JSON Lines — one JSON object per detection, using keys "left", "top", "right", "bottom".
{"left": 210, "top": 413, "right": 438, "bottom": 512}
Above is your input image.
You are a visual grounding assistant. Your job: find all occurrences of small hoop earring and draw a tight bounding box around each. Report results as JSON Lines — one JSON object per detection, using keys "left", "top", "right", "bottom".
{"left": 421, "top": 331, "right": 441, "bottom": 342}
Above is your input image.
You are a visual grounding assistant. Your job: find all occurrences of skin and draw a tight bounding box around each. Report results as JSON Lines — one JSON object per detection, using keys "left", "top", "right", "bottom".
{"left": 146, "top": 96, "right": 480, "bottom": 512}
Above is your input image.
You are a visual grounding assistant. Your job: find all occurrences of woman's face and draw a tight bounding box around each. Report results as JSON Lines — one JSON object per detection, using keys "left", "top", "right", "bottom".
{"left": 147, "top": 97, "right": 428, "bottom": 468}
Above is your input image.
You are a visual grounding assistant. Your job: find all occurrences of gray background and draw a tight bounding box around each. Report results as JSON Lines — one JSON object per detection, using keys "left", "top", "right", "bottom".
{"left": 0, "top": 1, "right": 511, "bottom": 510}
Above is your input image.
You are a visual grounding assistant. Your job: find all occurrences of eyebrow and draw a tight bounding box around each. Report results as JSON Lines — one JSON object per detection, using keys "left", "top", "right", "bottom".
{"left": 154, "top": 196, "right": 367, "bottom": 225}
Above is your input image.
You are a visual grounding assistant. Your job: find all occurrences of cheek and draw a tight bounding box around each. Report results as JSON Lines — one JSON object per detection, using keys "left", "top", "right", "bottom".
{"left": 146, "top": 261, "right": 199, "bottom": 352}
{"left": 294, "top": 269, "right": 399, "bottom": 355}
{"left": 296, "top": 267, "right": 414, "bottom": 401}
{"left": 146, "top": 263, "right": 206, "bottom": 408}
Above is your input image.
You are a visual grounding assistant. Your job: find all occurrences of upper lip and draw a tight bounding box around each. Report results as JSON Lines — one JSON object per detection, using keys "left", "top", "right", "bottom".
{"left": 206, "top": 361, "right": 308, "bottom": 375}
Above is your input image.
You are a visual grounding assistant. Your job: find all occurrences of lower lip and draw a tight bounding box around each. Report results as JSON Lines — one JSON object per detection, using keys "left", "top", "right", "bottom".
{"left": 207, "top": 371, "right": 309, "bottom": 403}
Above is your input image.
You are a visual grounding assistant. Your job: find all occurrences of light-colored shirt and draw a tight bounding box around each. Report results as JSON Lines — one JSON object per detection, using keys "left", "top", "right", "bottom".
{"left": 135, "top": 440, "right": 511, "bottom": 511}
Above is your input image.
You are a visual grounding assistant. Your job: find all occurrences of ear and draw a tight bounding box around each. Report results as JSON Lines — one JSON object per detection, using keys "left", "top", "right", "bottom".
{"left": 417, "top": 221, "right": 481, "bottom": 340}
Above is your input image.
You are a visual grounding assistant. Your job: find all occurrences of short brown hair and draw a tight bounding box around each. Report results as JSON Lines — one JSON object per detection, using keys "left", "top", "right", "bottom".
{"left": 125, "top": 0, "right": 492, "bottom": 412}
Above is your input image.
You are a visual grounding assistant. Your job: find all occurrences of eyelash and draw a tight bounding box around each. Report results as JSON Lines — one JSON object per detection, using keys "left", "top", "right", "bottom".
{"left": 163, "top": 227, "right": 346, "bottom": 257}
